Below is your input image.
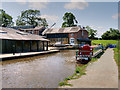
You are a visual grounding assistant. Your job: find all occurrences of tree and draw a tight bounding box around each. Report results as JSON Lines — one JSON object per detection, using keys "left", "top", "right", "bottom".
{"left": 36, "top": 17, "right": 48, "bottom": 27}
{"left": 101, "top": 28, "right": 120, "bottom": 40}
{"left": 16, "top": 9, "right": 48, "bottom": 27}
{"left": 0, "top": 9, "right": 14, "bottom": 27}
{"left": 62, "top": 12, "right": 78, "bottom": 27}
{"left": 86, "top": 26, "right": 97, "bottom": 39}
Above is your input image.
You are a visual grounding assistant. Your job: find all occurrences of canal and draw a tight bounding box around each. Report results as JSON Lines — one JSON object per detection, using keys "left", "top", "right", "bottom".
{"left": 2, "top": 50, "right": 78, "bottom": 88}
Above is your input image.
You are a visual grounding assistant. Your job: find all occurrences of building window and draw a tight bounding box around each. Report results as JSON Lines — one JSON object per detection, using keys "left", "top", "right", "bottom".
{"left": 71, "top": 33, "right": 74, "bottom": 36}
{"left": 58, "top": 38, "right": 61, "bottom": 42}
{"left": 29, "top": 31, "right": 32, "bottom": 34}
{"left": 66, "top": 38, "right": 68, "bottom": 41}
{"left": 82, "top": 42, "right": 85, "bottom": 44}
{"left": 57, "top": 38, "right": 59, "bottom": 42}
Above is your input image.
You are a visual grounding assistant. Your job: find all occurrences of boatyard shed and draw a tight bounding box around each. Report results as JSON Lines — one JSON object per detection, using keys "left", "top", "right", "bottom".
{"left": 18, "top": 26, "right": 45, "bottom": 35}
{"left": 9, "top": 25, "right": 45, "bottom": 35}
{"left": 0, "top": 27, "right": 49, "bottom": 54}
{"left": 42, "top": 27, "right": 91, "bottom": 45}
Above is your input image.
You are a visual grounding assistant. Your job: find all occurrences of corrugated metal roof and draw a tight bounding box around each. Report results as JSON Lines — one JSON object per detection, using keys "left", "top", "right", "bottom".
{"left": 42, "top": 27, "right": 85, "bottom": 35}
{"left": 0, "top": 27, "right": 49, "bottom": 41}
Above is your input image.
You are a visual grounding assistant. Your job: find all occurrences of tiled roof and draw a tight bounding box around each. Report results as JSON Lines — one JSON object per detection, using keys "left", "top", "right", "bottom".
{"left": 42, "top": 27, "right": 86, "bottom": 35}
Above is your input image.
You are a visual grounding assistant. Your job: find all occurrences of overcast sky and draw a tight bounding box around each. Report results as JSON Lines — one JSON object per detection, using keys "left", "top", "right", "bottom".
{"left": 1, "top": 0, "right": 119, "bottom": 37}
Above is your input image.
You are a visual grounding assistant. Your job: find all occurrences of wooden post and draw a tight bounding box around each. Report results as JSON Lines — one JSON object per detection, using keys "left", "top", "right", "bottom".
{"left": 14, "top": 40, "right": 16, "bottom": 53}
{"left": 61, "top": 38, "right": 62, "bottom": 44}
{"left": 30, "top": 41, "right": 32, "bottom": 52}
{"left": 5, "top": 40, "right": 8, "bottom": 53}
{"left": 37, "top": 41, "right": 39, "bottom": 51}
{"left": 68, "top": 34, "right": 69, "bottom": 44}
{"left": 0, "top": 39, "right": 2, "bottom": 53}
{"left": 12, "top": 40, "right": 16, "bottom": 55}
{"left": 43, "top": 41, "right": 44, "bottom": 51}
{"left": 46, "top": 41, "right": 48, "bottom": 51}
{"left": 22, "top": 41, "right": 24, "bottom": 52}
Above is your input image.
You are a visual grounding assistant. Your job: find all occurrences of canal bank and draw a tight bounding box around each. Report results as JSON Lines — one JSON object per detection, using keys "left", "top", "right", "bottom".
{"left": 0, "top": 50, "right": 59, "bottom": 61}
{"left": 1, "top": 46, "right": 78, "bottom": 61}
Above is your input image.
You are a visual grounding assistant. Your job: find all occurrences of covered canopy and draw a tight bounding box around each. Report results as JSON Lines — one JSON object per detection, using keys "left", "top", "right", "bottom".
{"left": 77, "top": 38, "right": 91, "bottom": 42}
{"left": 0, "top": 27, "right": 49, "bottom": 41}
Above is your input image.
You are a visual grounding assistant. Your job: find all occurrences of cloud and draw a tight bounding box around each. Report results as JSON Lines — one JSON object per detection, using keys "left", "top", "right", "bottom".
{"left": 15, "top": 0, "right": 26, "bottom": 4}
{"left": 39, "top": 15, "right": 59, "bottom": 22}
{"left": 29, "top": 2, "right": 48, "bottom": 9}
{"left": 64, "top": 0, "right": 88, "bottom": 10}
{"left": 10, "top": 0, "right": 49, "bottom": 9}
{"left": 112, "top": 13, "right": 120, "bottom": 19}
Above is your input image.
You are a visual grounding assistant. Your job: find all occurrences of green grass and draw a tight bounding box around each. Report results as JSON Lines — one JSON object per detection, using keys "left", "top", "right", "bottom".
{"left": 59, "top": 81, "right": 72, "bottom": 86}
{"left": 92, "top": 40, "right": 117, "bottom": 47}
{"left": 113, "top": 40, "right": 120, "bottom": 79}
{"left": 58, "top": 64, "right": 88, "bottom": 87}
{"left": 113, "top": 48, "right": 118, "bottom": 64}
{"left": 65, "top": 76, "right": 73, "bottom": 80}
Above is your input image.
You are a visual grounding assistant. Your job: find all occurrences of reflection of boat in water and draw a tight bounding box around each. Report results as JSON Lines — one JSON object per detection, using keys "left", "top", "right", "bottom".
{"left": 76, "top": 45, "right": 104, "bottom": 64}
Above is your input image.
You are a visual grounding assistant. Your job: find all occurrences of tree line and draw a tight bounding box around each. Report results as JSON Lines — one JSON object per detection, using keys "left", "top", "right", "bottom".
{"left": 0, "top": 9, "right": 48, "bottom": 27}
{"left": 0, "top": 9, "right": 119, "bottom": 40}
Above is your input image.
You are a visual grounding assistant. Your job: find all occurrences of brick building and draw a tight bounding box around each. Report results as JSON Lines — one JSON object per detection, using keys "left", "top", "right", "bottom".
{"left": 42, "top": 27, "right": 91, "bottom": 45}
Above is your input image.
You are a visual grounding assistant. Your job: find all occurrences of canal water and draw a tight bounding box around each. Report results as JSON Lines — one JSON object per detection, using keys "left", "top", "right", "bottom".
{"left": 2, "top": 50, "right": 78, "bottom": 88}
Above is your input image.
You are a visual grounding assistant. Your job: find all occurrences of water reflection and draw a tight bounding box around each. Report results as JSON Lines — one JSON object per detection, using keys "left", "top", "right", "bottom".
{"left": 2, "top": 50, "right": 78, "bottom": 88}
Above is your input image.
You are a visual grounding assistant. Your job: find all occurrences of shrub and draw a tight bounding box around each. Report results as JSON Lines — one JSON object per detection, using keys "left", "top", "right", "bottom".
{"left": 59, "top": 81, "right": 72, "bottom": 86}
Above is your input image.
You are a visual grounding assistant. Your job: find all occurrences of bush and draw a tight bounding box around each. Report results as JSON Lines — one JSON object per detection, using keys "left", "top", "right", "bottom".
{"left": 59, "top": 81, "right": 72, "bottom": 86}
{"left": 75, "top": 66, "right": 82, "bottom": 73}
{"left": 65, "top": 76, "right": 72, "bottom": 80}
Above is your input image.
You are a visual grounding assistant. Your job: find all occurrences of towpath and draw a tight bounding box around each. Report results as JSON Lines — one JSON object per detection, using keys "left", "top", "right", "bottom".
{"left": 60, "top": 48, "right": 118, "bottom": 88}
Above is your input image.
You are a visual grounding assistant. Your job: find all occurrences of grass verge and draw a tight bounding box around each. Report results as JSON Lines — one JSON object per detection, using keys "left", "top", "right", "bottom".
{"left": 113, "top": 40, "right": 120, "bottom": 79}
{"left": 92, "top": 40, "right": 117, "bottom": 47}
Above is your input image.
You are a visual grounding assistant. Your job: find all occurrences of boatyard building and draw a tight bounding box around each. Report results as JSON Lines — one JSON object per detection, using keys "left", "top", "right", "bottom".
{"left": 42, "top": 27, "right": 91, "bottom": 45}
{"left": 0, "top": 27, "right": 49, "bottom": 54}
{"left": 9, "top": 25, "right": 45, "bottom": 35}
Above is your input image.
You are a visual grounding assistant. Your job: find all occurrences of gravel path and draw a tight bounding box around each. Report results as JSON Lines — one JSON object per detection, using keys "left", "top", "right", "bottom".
{"left": 61, "top": 48, "right": 118, "bottom": 88}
